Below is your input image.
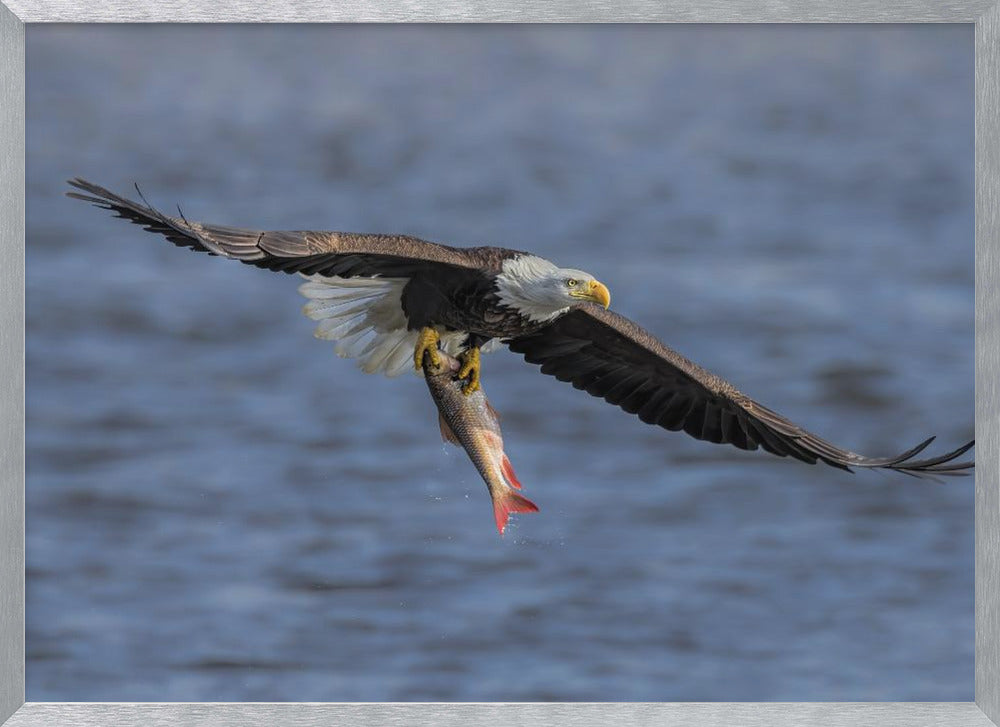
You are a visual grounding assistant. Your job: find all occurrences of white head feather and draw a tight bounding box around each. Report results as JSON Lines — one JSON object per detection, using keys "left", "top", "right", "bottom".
{"left": 495, "top": 255, "right": 603, "bottom": 323}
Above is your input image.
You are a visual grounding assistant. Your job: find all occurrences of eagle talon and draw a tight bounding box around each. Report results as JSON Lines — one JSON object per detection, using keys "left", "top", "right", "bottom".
{"left": 457, "top": 347, "right": 482, "bottom": 396}
{"left": 414, "top": 327, "right": 442, "bottom": 371}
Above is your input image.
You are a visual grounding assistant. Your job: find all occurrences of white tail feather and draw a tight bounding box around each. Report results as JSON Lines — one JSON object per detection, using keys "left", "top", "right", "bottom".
{"left": 383, "top": 336, "right": 418, "bottom": 376}
{"left": 299, "top": 275, "right": 421, "bottom": 377}
{"left": 303, "top": 293, "right": 386, "bottom": 320}
{"left": 298, "top": 274, "right": 497, "bottom": 377}
{"left": 314, "top": 314, "right": 368, "bottom": 341}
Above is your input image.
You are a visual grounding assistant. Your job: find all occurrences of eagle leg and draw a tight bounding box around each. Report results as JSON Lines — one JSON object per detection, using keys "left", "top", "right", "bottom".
{"left": 414, "top": 327, "right": 442, "bottom": 372}
{"left": 457, "top": 347, "right": 482, "bottom": 396}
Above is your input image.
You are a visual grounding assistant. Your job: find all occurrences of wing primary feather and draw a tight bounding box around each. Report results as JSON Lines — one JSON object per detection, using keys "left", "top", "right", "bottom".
{"left": 916, "top": 459, "right": 974, "bottom": 474}
{"left": 68, "top": 178, "right": 502, "bottom": 281}
{"left": 682, "top": 402, "right": 709, "bottom": 440}
{"left": 718, "top": 409, "right": 737, "bottom": 445}
{"left": 895, "top": 438, "right": 972, "bottom": 468}
{"left": 698, "top": 403, "right": 725, "bottom": 443}
{"left": 620, "top": 385, "right": 654, "bottom": 415}
{"left": 658, "top": 396, "right": 696, "bottom": 432}
{"left": 602, "top": 372, "right": 647, "bottom": 406}
{"left": 742, "top": 420, "right": 792, "bottom": 458}
{"left": 509, "top": 306, "right": 973, "bottom": 478}
{"left": 875, "top": 439, "right": 974, "bottom": 472}
{"left": 637, "top": 391, "right": 674, "bottom": 425}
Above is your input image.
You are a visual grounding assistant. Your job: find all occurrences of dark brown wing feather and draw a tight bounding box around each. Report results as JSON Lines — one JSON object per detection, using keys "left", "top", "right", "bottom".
{"left": 507, "top": 305, "right": 974, "bottom": 477}
{"left": 67, "top": 178, "right": 518, "bottom": 277}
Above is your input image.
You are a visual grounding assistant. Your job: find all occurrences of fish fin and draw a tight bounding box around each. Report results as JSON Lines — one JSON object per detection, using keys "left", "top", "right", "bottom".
{"left": 438, "top": 412, "right": 460, "bottom": 446}
{"left": 484, "top": 398, "right": 501, "bottom": 423}
{"left": 493, "top": 491, "right": 539, "bottom": 536}
{"left": 500, "top": 454, "right": 523, "bottom": 490}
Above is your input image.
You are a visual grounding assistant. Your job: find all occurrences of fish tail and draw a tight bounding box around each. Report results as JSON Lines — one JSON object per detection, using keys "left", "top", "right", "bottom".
{"left": 500, "top": 454, "right": 522, "bottom": 490}
{"left": 493, "top": 490, "right": 539, "bottom": 536}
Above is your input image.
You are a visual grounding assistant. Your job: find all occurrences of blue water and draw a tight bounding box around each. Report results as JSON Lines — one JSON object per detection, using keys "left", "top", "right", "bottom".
{"left": 25, "top": 25, "right": 974, "bottom": 701}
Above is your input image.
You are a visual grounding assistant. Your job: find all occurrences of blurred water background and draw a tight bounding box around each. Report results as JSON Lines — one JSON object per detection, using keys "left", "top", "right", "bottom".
{"left": 25, "top": 25, "right": 973, "bottom": 701}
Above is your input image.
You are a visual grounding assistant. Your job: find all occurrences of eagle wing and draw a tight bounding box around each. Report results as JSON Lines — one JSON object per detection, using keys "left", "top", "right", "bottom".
{"left": 506, "top": 304, "right": 974, "bottom": 477}
{"left": 67, "top": 178, "right": 513, "bottom": 277}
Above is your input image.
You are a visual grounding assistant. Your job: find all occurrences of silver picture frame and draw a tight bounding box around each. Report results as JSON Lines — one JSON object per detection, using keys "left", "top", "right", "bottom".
{"left": 2, "top": 3, "right": 997, "bottom": 726}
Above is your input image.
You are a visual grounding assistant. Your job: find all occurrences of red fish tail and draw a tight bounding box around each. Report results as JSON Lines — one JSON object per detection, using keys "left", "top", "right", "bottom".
{"left": 500, "top": 454, "right": 523, "bottom": 490}
{"left": 493, "top": 490, "right": 539, "bottom": 536}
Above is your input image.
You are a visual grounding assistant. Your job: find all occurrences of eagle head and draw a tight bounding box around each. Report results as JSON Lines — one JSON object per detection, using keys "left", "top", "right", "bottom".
{"left": 496, "top": 255, "right": 611, "bottom": 323}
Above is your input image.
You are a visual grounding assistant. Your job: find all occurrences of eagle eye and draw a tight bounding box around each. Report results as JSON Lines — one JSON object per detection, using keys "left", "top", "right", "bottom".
{"left": 567, "top": 279, "right": 578, "bottom": 287}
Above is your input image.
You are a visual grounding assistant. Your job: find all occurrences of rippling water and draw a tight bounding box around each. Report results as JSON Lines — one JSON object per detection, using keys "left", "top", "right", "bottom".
{"left": 26, "top": 25, "right": 973, "bottom": 701}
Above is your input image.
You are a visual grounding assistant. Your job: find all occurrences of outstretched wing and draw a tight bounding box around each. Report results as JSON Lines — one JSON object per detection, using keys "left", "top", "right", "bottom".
{"left": 506, "top": 305, "right": 974, "bottom": 477}
{"left": 67, "top": 178, "right": 515, "bottom": 277}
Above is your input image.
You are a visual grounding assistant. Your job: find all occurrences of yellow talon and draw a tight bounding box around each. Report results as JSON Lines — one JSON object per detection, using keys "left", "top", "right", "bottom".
{"left": 457, "top": 347, "right": 481, "bottom": 396}
{"left": 414, "top": 327, "right": 442, "bottom": 371}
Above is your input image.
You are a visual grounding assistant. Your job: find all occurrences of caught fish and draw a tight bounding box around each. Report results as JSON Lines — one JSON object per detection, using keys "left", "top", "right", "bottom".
{"left": 422, "top": 350, "right": 538, "bottom": 535}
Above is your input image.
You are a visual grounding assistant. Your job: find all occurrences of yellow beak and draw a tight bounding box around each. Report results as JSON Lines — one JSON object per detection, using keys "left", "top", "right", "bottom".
{"left": 583, "top": 279, "right": 611, "bottom": 309}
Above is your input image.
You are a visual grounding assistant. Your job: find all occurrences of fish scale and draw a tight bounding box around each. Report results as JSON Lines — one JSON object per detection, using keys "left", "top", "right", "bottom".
{"left": 421, "top": 350, "right": 538, "bottom": 535}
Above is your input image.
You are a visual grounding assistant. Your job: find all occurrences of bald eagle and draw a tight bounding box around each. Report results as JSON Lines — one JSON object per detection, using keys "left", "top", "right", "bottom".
{"left": 67, "top": 178, "right": 973, "bottom": 477}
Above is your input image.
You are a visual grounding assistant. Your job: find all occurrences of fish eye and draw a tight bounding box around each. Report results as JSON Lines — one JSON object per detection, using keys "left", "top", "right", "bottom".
{"left": 567, "top": 279, "right": 578, "bottom": 287}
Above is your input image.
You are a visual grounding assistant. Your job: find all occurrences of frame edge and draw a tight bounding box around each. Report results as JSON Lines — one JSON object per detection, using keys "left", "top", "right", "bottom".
{"left": 0, "top": 0, "right": 24, "bottom": 724}
{"left": 976, "top": 0, "right": 1000, "bottom": 724}
{"left": 2, "top": 702, "right": 999, "bottom": 727}
{"left": 1, "top": 0, "right": 999, "bottom": 23}
{"left": 3, "top": 4, "right": 997, "bottom": 727}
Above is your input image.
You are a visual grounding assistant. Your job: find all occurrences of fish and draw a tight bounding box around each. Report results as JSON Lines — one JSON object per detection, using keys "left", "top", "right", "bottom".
{"left": 422, "top": 349, "right": 538, "bottom": 535}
